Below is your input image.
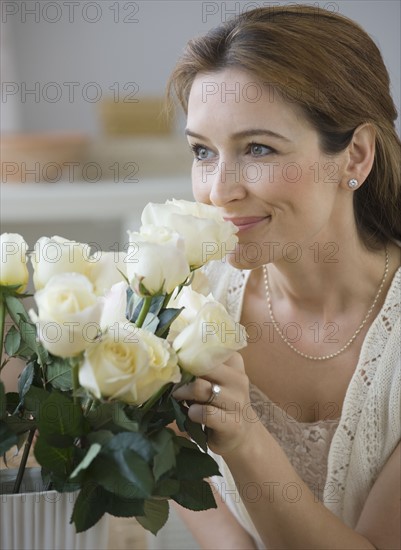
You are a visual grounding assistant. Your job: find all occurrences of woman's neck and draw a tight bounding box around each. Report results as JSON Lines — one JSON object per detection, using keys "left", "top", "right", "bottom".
{"left": 263, "top": 237, "right": 396, "bottom": 320}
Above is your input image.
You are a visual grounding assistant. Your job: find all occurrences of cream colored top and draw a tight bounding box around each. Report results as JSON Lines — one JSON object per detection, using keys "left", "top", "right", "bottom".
{"left": 249, "top": 383, "right": 339, "bottom": 501}
{"left": 205, "top": 261, "right": 401, "bottom": 549}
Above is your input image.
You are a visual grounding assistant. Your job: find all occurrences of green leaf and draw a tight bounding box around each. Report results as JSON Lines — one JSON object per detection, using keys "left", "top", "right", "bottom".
{"left": 0, "top": 421, "right": 18, "bottom": 454}
{"left": 105, "top": 432, "right": 155, "bottom": 462}
{"left": 171, "top": 399, "right": 187, "bottom": 432}
{"left": 184, "top": 416, "right": 208, "bottom": 452}
{"left": 149, "top": 295, "right": 165, "bottom": 316}
{"left": 126, "top": 288, "right": 142, "bottom": 322}
{"left": 90, "top": 451, "right": 154, "bottom": 499}
{"left": 4, "top": 392, "right": 19, "bottom": 414}
{"left": 16, "top": 339, "right": 36, "bottom": 359}
{"left": 70, "top": 443, "right": 101, "bottom": 479}
{"left": 173, "top": 436, "right": 200, "bottom": 451}
{"left": 71, "top": 483, "right": 145, "bottom": 531}
{"left": 142, "top": 312, "right": 159, "bottom": 333}
{"left": 18, "top": 319, "right": 38, "bottom": 353}
{"left": 92, "top": 434, "right": 155, "bottom": 499}
{"left": 105, "top": 492, "right": 145, "bottom": 517}
{"left": 127, "top": 295, "right": 144, "bottom": 323}
{"left": 42, "top": 468, "right": 80, "bottom": 493}
{"left": 173, "top": 479, "right": 217, "bottom": 511}
{"left": 112, "top": 403, "right": 140, "bottom": 432}
{"left": 36, "top": 341, "right": 49, "bottom": 368}
{"left": 0, "top": 283, "right": 28, "bottom": 293}
{"left": 3, "top": 415, "right": 35, "bottom": 435}
{"left": 4, "top": 326, "right": 21, "bottom": 356}
{"left": 71, "top": 482, "right": 107, "bottom": 533}
{"left": 37, "top": 392, "right": 86, "bottom": 440}
{"left": 24, "top": 386, "right": 49, "bottom": 417}
{"left": 154, "top": 478, "right": 180, "bottom": 497}
{"left": 87, "top": 402, "right": 139, "bottom": 433}
{"left": 87, "top": 402, "right": 116, "bottom": 430}
{"left": 34, "top": 435, "right": 74, "bottom": 476}
{"left": 155, "top": 307, "right": 184, "bottom": 338}
{"left": 18, "top": 362, "right": 34, "bottom": 401}
{"left": 4, "top": 294, "right": 29, "bottom": 325}
{"left": 175, "top": 447, "right": 221, "bottom": 480}
{"left": 46, "top": 358, "right": 73, "bottom": 391}
{"left": 136, "top": 499, "right": 169, "bottom": 535}
{"left": 151, "top": 429, "right": 176, "bottom": 481}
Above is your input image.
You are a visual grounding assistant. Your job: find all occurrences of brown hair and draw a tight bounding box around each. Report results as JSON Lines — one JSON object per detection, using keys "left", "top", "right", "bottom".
{"left": 167, "top": 5, "right": 401, "bottom": 250}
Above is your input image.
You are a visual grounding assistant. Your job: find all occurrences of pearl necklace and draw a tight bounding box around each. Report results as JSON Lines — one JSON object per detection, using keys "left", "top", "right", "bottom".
{"left": 262, "top": 247, "right": 389, "bottom": 361}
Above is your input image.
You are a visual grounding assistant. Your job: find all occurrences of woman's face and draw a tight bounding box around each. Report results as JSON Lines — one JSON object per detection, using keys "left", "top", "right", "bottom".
{"left": 186, "top": 68, "right": 350, "bottom": 269}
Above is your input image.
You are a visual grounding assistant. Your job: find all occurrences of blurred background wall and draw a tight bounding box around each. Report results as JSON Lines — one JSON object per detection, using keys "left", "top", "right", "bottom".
{"left": 1, "top": 0, "right": 400, "bottom": 136}
{"left": 0, "top": 2, "right": 399, "bottom": 549}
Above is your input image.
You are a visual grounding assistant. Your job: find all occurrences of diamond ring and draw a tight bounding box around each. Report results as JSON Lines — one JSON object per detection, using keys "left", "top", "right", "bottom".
{"left": 205, "top": 383, "right": 221, "bottom": 405}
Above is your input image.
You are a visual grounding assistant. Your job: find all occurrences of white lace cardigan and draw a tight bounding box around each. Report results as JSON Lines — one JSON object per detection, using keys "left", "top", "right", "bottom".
{"left": 204, "top": 259, "right": 401, "bottom": 536}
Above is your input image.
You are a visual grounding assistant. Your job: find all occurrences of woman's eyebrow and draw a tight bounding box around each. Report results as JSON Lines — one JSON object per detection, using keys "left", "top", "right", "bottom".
{"left": 185, "top": 128, "right": 291, "bottom": 142}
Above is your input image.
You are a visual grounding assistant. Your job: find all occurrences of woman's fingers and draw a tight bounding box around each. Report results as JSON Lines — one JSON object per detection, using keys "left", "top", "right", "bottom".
{"left": 173, "top": 352, "right": 246, "bottom": 406}
{"left": 173, "top": 377, "right": 214, "bottom": 403}
{"left": 172, "top": 352, "right": 253, "bottom": 454}
{"left": 224, "top": 351, "right": 245, "bottom": 372}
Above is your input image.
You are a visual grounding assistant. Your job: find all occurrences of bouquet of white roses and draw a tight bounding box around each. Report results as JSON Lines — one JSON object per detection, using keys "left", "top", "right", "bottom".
{"left": 0, "top": 199, "right": 247, "bottom": 535}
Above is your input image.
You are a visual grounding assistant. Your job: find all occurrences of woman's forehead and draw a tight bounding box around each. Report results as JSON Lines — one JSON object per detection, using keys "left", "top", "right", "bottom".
{"left": 187, "top": 68, "right": 311, "bottom": 140}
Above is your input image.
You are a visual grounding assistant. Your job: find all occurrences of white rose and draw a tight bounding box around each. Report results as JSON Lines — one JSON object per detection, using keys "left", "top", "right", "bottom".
{"left": 126, "top": 226, "right": 190, "bottom": 295}
{"left": 79, "top": 324, "right": 180, "bottom": 405}
{"left": 0, "top": 233, "right": 29, "bottom": 293}
{"left": 87, "top": 251, "right": 127, "bottom": 296}
{"left": 134, "top": 329, "right": 181, "bottom": 403}
{"left": 141, "top": 199, "right": 238, "bottom": 268}
{"left": 100, "top": 281, "right": 128, "bottom": 330}
{"left": 168, "top": 286, "right": 215, "bottom": 340}
{"left": 172, "top": 301, "right": 247, "bottom": 376}
{"left": 30, "top": 273, "right": 102, "bottom": 357}
{"left": 31, "top": 235, "right": 92, "bottom": 290}
{"left": 190, "top": 269, "right": 211, "bottom": 296}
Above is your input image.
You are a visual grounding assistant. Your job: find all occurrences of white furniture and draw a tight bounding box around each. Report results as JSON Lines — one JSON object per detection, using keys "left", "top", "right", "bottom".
{"left": 1, "top": 179, "right": 194, "bottom": 247}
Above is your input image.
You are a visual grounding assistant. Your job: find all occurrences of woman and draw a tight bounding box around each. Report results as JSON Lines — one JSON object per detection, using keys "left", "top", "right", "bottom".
{"left": 168, "top": 5, "right": 400, "bottom": 549}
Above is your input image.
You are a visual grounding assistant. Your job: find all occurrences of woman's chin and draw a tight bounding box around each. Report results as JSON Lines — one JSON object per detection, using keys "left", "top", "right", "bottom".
{"left": 223, "top": 246, "right": 266, "bottom": 270}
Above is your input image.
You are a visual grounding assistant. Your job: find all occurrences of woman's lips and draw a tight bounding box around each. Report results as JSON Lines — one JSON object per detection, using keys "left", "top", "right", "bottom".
{"left": 224, "top": 216, "right": 271, "bottom": 231}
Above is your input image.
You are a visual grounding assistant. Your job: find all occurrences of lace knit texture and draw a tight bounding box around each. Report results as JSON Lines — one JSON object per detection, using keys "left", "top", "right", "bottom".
{"left": 204, "top": 260, "right": 401, "bottom": 545}
{"left": 249, "top": 384, "right": 339, "bottom": 502}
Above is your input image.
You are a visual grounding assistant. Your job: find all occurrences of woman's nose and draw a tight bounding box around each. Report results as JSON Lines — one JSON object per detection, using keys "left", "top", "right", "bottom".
{"left": 207, "top": 160, "right": 247, "bottom": 206}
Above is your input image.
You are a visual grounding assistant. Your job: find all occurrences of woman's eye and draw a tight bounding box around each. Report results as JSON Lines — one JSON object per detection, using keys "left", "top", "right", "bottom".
{"left": 249, "top": 143, "right": 274, "bottom": 156}
{"left": 190, "top": 143, "right": 214, "bottom": 161}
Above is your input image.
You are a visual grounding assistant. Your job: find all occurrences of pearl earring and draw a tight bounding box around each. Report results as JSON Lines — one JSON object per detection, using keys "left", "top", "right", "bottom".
{"left": 348, "top": 178, "right": 359, "bottom": 189}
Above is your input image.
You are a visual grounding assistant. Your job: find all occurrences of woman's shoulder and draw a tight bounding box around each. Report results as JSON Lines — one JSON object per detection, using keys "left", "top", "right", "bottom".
{"left": 377, "top": 264, "right": 400, "bottom": 331}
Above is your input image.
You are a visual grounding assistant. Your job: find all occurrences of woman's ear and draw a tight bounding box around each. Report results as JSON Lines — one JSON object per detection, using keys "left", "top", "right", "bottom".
{"left": 341, "top": 123, "right": 376, "bottom": 189}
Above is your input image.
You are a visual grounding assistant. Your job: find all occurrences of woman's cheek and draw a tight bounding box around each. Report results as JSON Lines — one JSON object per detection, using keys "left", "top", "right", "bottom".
{"left": 191, "top": 167, "right": 210, "bottom": 204}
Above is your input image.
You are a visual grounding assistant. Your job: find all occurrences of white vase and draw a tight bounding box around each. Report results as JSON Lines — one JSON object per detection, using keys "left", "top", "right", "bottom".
{"left": 0, "top": 468, "right": 109, "bottom": 550}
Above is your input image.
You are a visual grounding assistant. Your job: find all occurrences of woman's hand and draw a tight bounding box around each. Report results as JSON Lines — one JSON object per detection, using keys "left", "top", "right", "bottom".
{"left": 173, "top": 352, "right": 256, "bottom": 455}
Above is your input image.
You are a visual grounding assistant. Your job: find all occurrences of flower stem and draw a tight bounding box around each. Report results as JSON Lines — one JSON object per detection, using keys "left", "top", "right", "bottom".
{"left": 84, "top": 398, "right": 93, "bottom": 416}
{"left": 0, "top": 357, "right": 10, "bottom": 373}
{"left": 162, "top": 292, "right": 173, "bottom": 309}
{"left": 13, "top": 428, "right": 36, "bottom": 494}
{"left": 71, "top": 359, "right": 80, "bottom": 406}
{"left": 140, "top": 383, "right": 170, "bottom": 415}
{"left": 0, "top": 294, "right": 6, "bottom": 364}
{"left": 135, "top": 296, "right": 153, "bottom": 328}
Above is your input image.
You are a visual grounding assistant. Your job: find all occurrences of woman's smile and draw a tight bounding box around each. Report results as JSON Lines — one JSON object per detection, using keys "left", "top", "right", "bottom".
{"left": 223, "top": 215, "right": 271, "bottom": 232}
